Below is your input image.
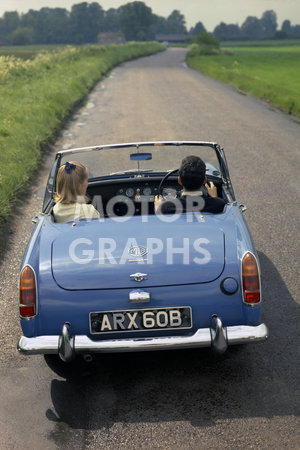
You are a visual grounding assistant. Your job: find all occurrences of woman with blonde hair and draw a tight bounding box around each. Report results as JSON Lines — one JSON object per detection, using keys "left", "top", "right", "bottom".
{"left": 53, "top": 161, "right": 100, "bottom": 223}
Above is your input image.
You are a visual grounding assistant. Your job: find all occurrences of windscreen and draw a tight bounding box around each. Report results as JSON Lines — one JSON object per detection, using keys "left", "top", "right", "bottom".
{"left": 59, "top": 143, "right": 221, "bottom": 179}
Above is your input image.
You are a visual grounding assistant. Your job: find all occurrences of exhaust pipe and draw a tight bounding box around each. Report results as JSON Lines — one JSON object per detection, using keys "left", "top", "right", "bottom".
{"left": 210, "top": 315, "right": 228, "bottom": 354}
{"left": 58, "top": 323, "right": 75, "bottom": 362}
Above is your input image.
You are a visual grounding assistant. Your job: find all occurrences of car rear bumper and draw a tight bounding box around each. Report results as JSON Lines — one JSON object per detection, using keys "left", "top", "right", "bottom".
{"left": 18, "top": 317, "right": 268, "bottom": 362}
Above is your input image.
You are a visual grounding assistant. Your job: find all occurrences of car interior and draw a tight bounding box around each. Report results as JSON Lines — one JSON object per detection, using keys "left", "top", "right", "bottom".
{"left": 86, "top": 172, "right": 225, "bottom": 217}
{"left": 47, "top": 145, "right": 230, "bottom": 221}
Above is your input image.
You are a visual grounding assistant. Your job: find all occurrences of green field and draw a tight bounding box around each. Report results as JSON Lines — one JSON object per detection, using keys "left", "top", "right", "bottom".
{"left": 221, "top": 39, "right": 300, "bottom": 47}
{"left": 0, "top": 44, "right": 67, "bottom": 59}
{"left": 186, "top": 40, "right": 300, "bottom": 117}
{"left": 0, "top": 43, "right": 164, "bottom": 225}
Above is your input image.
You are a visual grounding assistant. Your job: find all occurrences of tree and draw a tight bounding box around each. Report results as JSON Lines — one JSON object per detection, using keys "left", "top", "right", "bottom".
{"left": 42, "top": 8, "right": 70, "bottom": 44}
{"left": 291, "top": 25, "right": 300, "bottom": 38}
{"left": 70, "top": 2, "right": 89, "bottom": 43}
{"left": 213, "top": 22, "right": 241, "bottom": 41}
{"left": 261, "top": 10, "right": 277, "bottom": 38}
{"left": 151, "top": 11, "right": 188, "bottom": 36}
{"left": 189, "top": 21, "right": 205, "bottom": 36}
{"left": 241, "top": 16, "right": 264, "bottom": 40}
{"left": 20, "top": 9, "right": 39, "bottom": 43}
{"left": 166, "top": 10, "right": 187, "bottom": 34}
{"left": 150, "top": 16, "right": 169, "bottom": 35}
{"left": 195, "top": 31, "right": 220, "bottom": 54}
{"left": 11, "top": 27, "right": 33, "bottom": 45}
{"left": 281, "top": 20, "right": 292, "bottom": 36}
{"left": 119, "top": 2, "right": 155, "bottom": 41}
{"left": 103, "top": 8, "right": 121, "bottom": 32}
{"left": 0, "top": 18, "right": 4, "bottom": 40}
{"left": 70, "top": 2, "right": 104, "bottom": 44}
{"left": 3, "top": 11, "right": 20, "bottom": 33}
{"left": 196, "top": 31, "right": 219, "bottom": 47}
{"left": 86, "top": 2, "right": 104, "bottom": 41}
{"left": 30, "top": 8, "right": 52, "bottom": 44}
{"left": 274, "top": 30, "right": 287, "bottom": 39}
{"left": 27, "top": 7, "right": 70, "bottom": 44}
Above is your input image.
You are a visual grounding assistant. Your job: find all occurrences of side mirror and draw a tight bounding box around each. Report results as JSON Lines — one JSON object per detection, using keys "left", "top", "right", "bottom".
{"left": 239, "top": 204, "right": 247, "bottom": 214}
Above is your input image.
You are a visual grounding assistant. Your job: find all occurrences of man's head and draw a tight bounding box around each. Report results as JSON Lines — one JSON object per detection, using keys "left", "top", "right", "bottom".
{"left": 178, "top": 155, "right": 206, "bottom": 191}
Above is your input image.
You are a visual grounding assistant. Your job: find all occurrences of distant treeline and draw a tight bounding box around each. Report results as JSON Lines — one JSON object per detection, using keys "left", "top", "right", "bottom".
{"left": 213, "top": 10, "right": 300, "bottom": 41}
{"left": 0, "top": 2, "right": 299, "bottom": 45}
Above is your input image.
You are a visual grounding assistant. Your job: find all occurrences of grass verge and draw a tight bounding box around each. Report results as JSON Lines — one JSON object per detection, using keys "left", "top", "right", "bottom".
{"left": 0, "top": 44, "right": 67, "bottom": 59}
{"left": 186, "top": 42, "right": 300, "bottom": 117}
{"left": 0, "top": 42, "right": 164, "bottom": 225}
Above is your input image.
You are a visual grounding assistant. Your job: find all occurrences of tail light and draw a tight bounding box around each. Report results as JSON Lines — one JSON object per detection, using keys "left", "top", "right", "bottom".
{"left": 19, "top": 266, "right": 37, "bottom": 318}
{"left": 242, "top": 252, "right": 260, "bottom": 305}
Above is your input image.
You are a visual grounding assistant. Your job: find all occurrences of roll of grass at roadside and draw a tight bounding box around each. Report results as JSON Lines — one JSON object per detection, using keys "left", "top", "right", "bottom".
{"left": 0, "top": 42, "right": 164, "bottom": 225}
{"left": 186, "top": 43, "right": 300, "bottom": 118}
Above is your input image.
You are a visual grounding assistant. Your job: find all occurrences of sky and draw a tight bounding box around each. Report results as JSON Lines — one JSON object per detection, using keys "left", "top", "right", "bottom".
{"left": 0, "top": 0, "right": 299, "bottom": 31}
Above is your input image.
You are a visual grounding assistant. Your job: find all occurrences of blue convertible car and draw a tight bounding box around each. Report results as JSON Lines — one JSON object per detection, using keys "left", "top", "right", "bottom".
{"left": 18, "top": 141, "right": 268, "bottom": 362}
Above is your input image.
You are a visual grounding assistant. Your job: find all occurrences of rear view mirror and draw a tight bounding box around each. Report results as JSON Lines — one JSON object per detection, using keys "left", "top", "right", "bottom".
{"left": 130, "top": 153, "right": 152, "bottom": 161}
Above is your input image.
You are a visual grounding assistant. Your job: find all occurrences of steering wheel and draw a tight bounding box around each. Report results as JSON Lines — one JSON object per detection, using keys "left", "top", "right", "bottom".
{"left": 158, "top": 168, "right": 209, "bottom": 197}
{"left": 157, "top": 169, "right": 179, "bottom": 196}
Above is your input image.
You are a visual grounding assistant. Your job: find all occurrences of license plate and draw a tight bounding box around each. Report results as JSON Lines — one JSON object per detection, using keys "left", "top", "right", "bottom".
{"left": 90, "top": 306, "right": 192, "bottom": 334}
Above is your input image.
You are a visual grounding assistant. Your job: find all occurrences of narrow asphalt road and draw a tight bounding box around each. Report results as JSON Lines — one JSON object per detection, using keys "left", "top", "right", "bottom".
{"left": 0, "top": 48, "right": 299, "bottom": 449}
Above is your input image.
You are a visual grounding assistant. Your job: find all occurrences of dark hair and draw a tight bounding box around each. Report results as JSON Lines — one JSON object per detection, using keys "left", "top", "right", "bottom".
{"left": 179, "top": 155, "right": 206, "bottom": 190}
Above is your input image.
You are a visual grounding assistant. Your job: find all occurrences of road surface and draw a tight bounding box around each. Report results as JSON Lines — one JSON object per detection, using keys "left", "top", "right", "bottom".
{"left": 0, "top": 48, "right": 299, "bottom": 449}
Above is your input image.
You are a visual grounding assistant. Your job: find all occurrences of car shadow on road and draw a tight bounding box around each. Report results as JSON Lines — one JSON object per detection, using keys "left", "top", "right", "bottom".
{"left": 45, "top": 251, "right": 299, "bottom": 443}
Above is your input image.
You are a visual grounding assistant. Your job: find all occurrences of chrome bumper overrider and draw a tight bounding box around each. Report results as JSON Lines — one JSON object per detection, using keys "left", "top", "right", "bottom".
{"left": 18, "top": 317, "right": 268, "bottom": 362}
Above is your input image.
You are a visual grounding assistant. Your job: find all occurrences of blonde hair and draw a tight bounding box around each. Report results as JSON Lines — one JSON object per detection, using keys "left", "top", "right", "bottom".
{"left": 54, "top": 161, "right": 88, "bottom": 204}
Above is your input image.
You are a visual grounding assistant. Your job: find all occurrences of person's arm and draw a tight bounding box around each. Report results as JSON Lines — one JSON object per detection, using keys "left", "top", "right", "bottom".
{"left": 154, "top": 195, "right": 163, "bottom": 212}
{"left": 205, "top": 181, "right": 218, "bottom": 198}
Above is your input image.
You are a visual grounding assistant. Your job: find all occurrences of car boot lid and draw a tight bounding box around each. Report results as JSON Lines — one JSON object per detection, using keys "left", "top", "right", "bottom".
{"left": 51, "top": 215, "right": 225, "bottom": 289}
